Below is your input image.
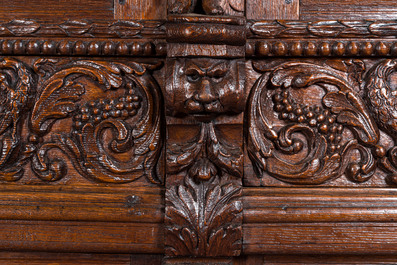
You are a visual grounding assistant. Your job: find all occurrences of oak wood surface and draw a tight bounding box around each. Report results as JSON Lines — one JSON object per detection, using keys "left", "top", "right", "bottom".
{"left": 0, "top": 0, "right": 114, "bottom": 21}
{"left": 2, "top": 0, "right": 397, "bottom": 263}
{"left": 301, "top": 0, "right": 397, "bottom": 20}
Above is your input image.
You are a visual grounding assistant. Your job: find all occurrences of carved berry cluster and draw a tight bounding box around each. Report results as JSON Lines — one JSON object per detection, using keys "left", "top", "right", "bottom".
{"left": 273, "top": 91, "right": 344, "bottom": 153}
{"left": 73, "top": 89, "right": 141, "bottom": 131}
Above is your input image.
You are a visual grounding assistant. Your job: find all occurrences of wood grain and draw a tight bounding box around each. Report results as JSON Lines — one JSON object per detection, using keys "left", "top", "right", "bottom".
{"left": 301, "top": 0, "right": 397, "bottom": 20}
{"left": 0, "top": 220, "right": 163, "bottom": 253}
{"left": 244, "top": 188, "right": 397, "bottom": 223}
{"left": 247, "top": 0, "right": 299, "bottom": 20}
{"left": 0, "top": 185, "right": 163, "bottom": 223}
{"left": 114, "top": 0, "right": 166, "bottom": 19}
{"left": 244, "top": 223, "right": 397, "bottom": 255}
{"left": 0, "top": 0, "right": 113, "bottom": 20}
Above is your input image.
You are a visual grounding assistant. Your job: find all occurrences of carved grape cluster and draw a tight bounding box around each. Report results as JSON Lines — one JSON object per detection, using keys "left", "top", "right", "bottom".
{"left": 273, "top": 91, "right": 344, "bottom": 153}
{"left": 73, "top": 88, "right": 141, "bottom": 131}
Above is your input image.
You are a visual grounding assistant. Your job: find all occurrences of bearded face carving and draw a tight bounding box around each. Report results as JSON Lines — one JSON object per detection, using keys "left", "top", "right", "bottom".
{"left": 166, "top": 58, "right": 245, "bottom": 121}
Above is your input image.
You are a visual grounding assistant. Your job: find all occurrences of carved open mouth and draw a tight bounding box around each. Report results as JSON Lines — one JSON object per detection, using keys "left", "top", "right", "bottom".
{"left": 190, "top": 112, "right": 220, "bottom": 122}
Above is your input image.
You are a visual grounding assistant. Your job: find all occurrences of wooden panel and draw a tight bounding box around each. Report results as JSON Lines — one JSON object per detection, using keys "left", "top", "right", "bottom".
{"left": 0, "top": 0, "right": 113, "bottom": 20}
{"left": 0, "top": 252, "right": 133, "bottom": 265}
{"left": 244, "top": 223, "right": 397, "bottom": 255}
{"left": 0, "top": 252, "right": 164, "bottom": 264}
{"left": 0, "top": 220, "right": 163, "bottom": 253}
{"left": 247, "top": 0, "right": 299, "bottom": 20}
{"left": 0, "top": 185, "right": 163, "bottom": 223}
{"left": 115, "top": 0, "right": 166, "bottom": 19}
{"left": 244, "top": 188, "right": 397, "bottom": 223}
{"left": 301, "top": 0, "right": 397, "bottom": 20}
{"left": 234, "top": 255, "right": 397, "bottom": 265}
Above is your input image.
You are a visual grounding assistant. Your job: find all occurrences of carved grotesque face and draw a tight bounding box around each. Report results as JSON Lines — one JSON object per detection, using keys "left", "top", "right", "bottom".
{"left": 166, "top": 58, "right": 245, "bottom": 121}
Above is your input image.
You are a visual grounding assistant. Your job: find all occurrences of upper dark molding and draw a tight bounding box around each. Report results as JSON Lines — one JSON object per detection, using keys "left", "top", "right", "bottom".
{"left": 0, "top": 19, "right": 165, "bottom": 38}
{"left": 4, "top": 19, "right": 397, "bottom": 57}
{"left": 249, "top": 20, "right": 397, "bottom": 38}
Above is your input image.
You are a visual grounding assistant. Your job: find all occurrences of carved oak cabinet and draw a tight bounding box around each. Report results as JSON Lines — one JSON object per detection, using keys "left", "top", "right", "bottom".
{"left": 2, "top": 0, "right": 397, "bottom": 264}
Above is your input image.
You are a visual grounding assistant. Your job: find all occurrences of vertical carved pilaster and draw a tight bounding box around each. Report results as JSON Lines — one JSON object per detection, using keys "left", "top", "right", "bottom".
{"left": 164, "top": 16, "right": 246, "bottom": 257}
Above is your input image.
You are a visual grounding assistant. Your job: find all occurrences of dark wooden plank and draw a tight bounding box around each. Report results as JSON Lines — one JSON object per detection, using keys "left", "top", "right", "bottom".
{"left": 244, "top": 223, "right": 397, "bottom": 255}
{"left": 301, "top": 0, "right": 397, "bottom": 20}
{"left": 0, "top": 185, "right": 163, "bottom": 223}
{"left": 0, "top": 0, "right": 113, "bottom": 21}
{"left": 0, "top": 220, "right": 163, "bottom": 253}
{"left": 244, "top": 188, "right": 397, "bottom": 223}
{"left": 247, "top": 0, "right": 299, "bottom": 20}
{"left": 0, "top": 252, "right": 132, "bottom": 265}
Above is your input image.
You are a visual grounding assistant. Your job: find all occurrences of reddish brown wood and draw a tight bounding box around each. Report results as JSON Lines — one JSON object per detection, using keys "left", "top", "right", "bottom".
{"left": 114, "top": 0, "right": 166, "bottom": 20}
{"left": 244, "top": 188, "right": 397, "bottom": 223}
{"left": 244, "top": 223, "right": 397, "bottom": 255}
{"left": 0, "top": 0, "right": 114, "bottom": 20}
{"left": 0, "top": 220, "right": 163, "bottom": 253}
{"left": 0, "top": 185, "right": 163, "bottom": 222}
{"left": 247, "top": 0, "right": 299, "bottom": 20}
{"left": 301, "top": 0, "right": 397, "bottom": 20}
{"left": 3, "top": 0, "right": 397, "bottom": 263}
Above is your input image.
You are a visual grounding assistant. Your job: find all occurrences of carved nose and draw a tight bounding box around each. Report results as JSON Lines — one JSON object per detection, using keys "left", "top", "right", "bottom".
{"left": 194, "top": 79, "right": 216, "bottom": 104}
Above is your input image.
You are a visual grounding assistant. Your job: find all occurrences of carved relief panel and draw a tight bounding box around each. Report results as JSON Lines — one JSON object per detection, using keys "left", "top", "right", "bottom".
{"left": 0, "top": 57, "right": 163, "bottom": 185}
{"left": 244, "top": 59, "right": 397, "bottom": 187}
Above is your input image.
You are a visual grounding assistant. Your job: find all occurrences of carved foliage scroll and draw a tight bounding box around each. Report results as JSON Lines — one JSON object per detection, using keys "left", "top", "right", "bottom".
{"left": 247, "top": 60, "right": 381, "bottom": 185}
{"left": 246, "top": 59, "right": 397, "bottom": 186}
{"left": 0, "top": 57, "right": 163, "bottom": 184}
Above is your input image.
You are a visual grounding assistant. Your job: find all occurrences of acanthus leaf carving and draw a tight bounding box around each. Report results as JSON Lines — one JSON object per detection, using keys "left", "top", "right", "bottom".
{"left": 165, "top": 175, "right": 242, "bottom": 256}
{"left": 167, "top": 122, "right": 243, "bottom": 180}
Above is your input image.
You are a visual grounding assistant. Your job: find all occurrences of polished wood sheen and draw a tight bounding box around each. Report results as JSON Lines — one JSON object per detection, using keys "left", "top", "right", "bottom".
{"left": 2, "top": 0, "right": 397, "bottom": 264}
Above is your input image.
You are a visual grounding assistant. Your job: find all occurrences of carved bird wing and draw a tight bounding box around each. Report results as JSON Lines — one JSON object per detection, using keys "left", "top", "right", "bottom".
{"left": 0, "top": 79, "right": 13, "bottom": 136}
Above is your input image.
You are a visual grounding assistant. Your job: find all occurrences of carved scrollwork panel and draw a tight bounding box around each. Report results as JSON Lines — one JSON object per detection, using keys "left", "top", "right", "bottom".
{"left": 0, "top": 57, "right": 163, "bottom": 185}
{"left": 245, "top": 59, "right": 397, "bottom": 186}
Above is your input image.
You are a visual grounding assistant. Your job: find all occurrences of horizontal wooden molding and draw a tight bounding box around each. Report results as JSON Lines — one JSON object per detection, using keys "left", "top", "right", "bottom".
{"left": 0, "top": 185, "right": 163, "bottom": 223}
{"left": 244, "top": 188, "right": 397, "bottom": 223}
{"left": 0, "top": 220, "right": 163, "bottom": 253}
{"left": 246, "top": 39, "right": 397, "bottom": 57}
{"left": 249, "top": 20, "right": 397, "bottom": 39}
{"left": 0, "top": 39, "right": 166, "bottom": 57}
{"left": 244, "top": 222, "right": 397, "bottom": 255}
{"left": 0, "top": 19, "right": 165, "bottom": 38}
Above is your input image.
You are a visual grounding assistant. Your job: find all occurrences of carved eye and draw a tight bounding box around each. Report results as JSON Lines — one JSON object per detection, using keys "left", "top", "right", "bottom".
{"left": 209, "top": 69, "right": 226, "bottom": 82}
{"left": 186, "top": 71, "right": 201, "bottom": 82}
